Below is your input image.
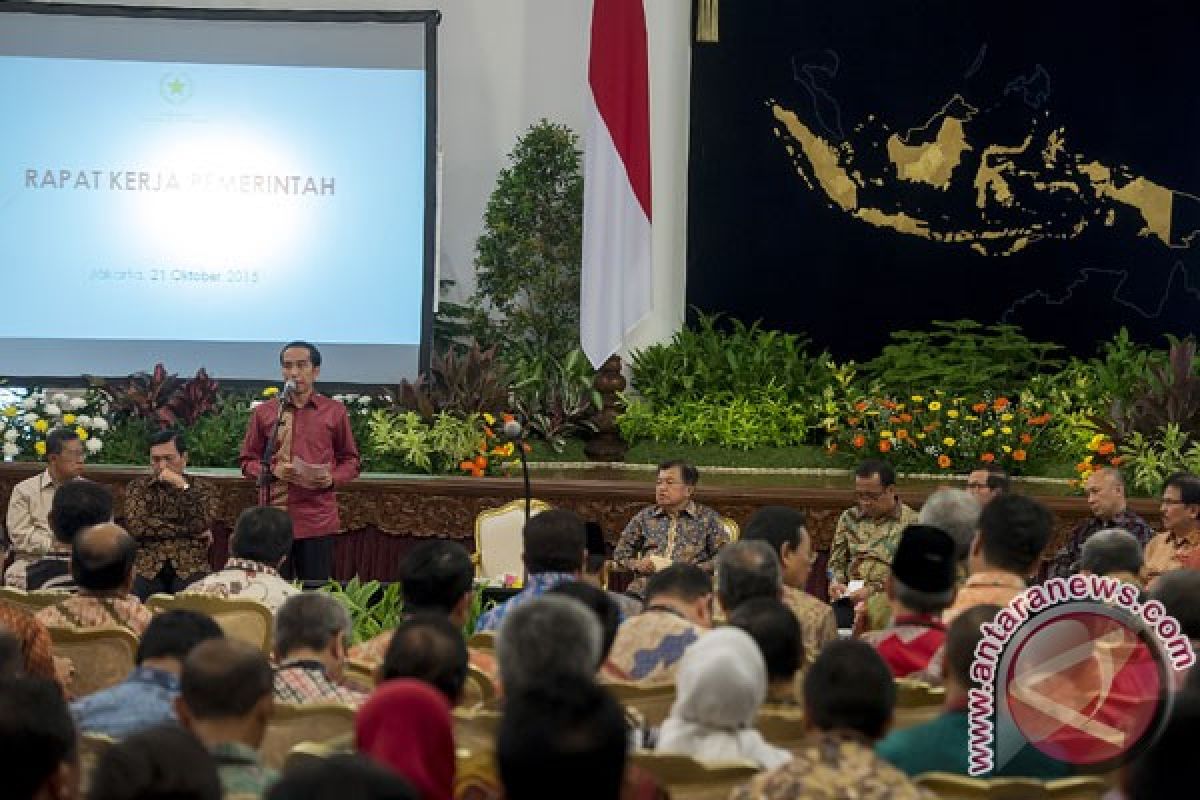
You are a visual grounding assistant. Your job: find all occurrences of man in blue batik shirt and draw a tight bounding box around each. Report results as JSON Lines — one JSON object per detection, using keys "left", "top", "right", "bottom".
{"left": 72, "top": 609, "right": 223, "bottom": 738}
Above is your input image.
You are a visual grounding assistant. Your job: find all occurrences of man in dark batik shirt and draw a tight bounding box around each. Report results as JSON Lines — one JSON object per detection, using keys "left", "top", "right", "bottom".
{"left": 1041, "top": 467, "right": 1153, "bottom": 581}
{"left": 126, "top": 429, "right": 218, "bottom": 598}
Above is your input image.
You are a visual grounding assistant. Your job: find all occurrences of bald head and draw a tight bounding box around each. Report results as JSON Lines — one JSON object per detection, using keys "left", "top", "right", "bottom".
{"left": 181, "top": 639, "right": 273, "bottom": 721}
{"left": 72, "top": 522, "right": 137, "bottom": 591}
{"left": 1084, "top": 467, "right": 1127, "bottom": 519}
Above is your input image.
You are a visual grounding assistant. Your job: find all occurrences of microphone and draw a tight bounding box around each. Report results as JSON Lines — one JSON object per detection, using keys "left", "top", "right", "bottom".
{"left": 279, "top": 379, "right": 297, "bottom": 401}
{"left": 503, "top": 418, "right": 533, "bottom": 522}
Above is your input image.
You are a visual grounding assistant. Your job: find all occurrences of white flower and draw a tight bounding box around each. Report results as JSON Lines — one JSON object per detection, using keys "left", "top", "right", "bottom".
{"left": 343, "top": 393, "right": 359, "bottom": 403}
{"left": 3, "top": 429, "right": 17, "bottom": 442}
{"left": 52, "top": 393, "right": 69, "bottom": 405}
{"left": 22, "top": 412, "right": 37, "bottom": 425}
{"left": 2, "top": 442, "right": 17, "bottom": 458}
{"left": 44, "top": 403, "right": 62, "bottom": 416}
{"left": 85, "top": 438, "right": 103, "bottom": 454}
{"left": 21, "top": 398, "right": 36, "bottom": 410}
{"left": 76, "top": 415, "right": 92, "bottom": 428}
{"left": 91, "top": 418, "right": 109, "bottom": 432}
{"left": 332, "top": 394, "right": 345, "bottom": 403}
{"left": 357, "top": 396, "right": 371, "bottom": 405}
{"left": 69, "top": 397, "right": 87, "bottom": 410}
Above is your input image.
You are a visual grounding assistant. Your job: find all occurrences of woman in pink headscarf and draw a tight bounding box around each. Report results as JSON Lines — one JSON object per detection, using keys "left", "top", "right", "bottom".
{"left": 356, "top": 679, "right": 456, "bottom": 800}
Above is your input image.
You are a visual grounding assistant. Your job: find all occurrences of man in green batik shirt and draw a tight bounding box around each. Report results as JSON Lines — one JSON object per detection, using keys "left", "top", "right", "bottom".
{"left": 828, "top": 460, "right": 918, "bottom": 631}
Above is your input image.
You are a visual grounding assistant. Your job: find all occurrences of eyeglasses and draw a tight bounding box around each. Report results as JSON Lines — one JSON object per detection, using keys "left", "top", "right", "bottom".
{"left": 855, "top": 490, "right": 888, "bottom": 501}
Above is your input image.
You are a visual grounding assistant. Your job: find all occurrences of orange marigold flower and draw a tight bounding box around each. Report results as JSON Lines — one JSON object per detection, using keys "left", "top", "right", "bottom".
{"left": 1020, "top": 433, "right": 1032, "bottom": 444}
{"left": 1013, "top": 449, "right": 1027, "bottom": 462}
{"left": 1109, "top": 456, "right": 1123, "bottom": 467}
{"left": 878, "top": 440, "right": 892, "bottom": 453}
{"left": 980, "top": 452, "right": 996, "bottom": 463}
{"left": 896, "top": 429, "right": 909, "bottom": 439}
{"left": 899, "top": 413, "right": 913, "bottom": 423}
{"left": 474, "top": 455, "right": 488, "bottom": 469}
{"left": 502, "top": 413, "right": 516, "bottom": 424}
{"left": 1097, "top": 441, "right": 1115, "bottom": 455}
{"left": 484, "top": 426, "right": 496, "bottom": 438}
{"left": 852, "top": 434, "right": 866, "bottom": 449}
{"left": 993, "top": 397, "right": 1010, "bottom": 410}
{"left": 847, "top": 416, "right": 860, "bottom": 426}
{"left": 971, "top": 403, "right": 988, "bottom": 413}
{"left": 882, "top": 400, "right": 897, "bottom": 410}
{"left": 854, "top": 401, "right": 869, "bottom": 412}
{"left": 459, "top": 460, "right": 475, "bottom": 472}
{"left": 923, "top": 423, "right": 939, "bottom": 433}
{"left": 937, "top": 455, "right": 952, "bottom": 469}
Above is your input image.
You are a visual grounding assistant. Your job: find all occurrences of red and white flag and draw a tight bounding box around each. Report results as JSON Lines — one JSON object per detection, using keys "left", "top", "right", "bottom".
{"left": 581, "top": 0, "right": 653, "bottom": 369}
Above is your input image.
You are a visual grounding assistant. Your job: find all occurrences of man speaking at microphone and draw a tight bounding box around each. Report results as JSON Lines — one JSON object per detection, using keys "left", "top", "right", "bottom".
{"left": 239, "top": 341, "right": 360, "bottom": 582}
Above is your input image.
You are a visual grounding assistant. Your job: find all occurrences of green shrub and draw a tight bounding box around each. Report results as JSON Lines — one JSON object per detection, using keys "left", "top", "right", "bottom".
{"left": 618, "top": 393, "right": 813, "bottom": 450}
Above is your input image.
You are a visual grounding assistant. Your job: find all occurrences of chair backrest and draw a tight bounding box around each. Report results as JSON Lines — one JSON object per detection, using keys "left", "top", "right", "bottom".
{"left": 467, "top": 630, "right": 497, "bottom": 650}
{"left": 474, "top": 499, "right": 551, "bottom": 581}
{"left": 261, "top": 703, "right": 357, "bottom": 771}
{"left": 455, "top": 749, "right": 504, "bottom": 800}
{"left": 755, "top": 705, "right": 807, "bottom": 750}
{"left": 630, "top": 751, "right": 760, "bottom": 800}
{"left": 914, "top": 773, "right": 1109, "bottom": 800}
{"left": 462, "top": 663, "right": 497, "bottom": 709}
{"left": 0, "top": 587, "right": 71, "bottom": 614}
{"left": 343, "top": 658, "right": 377, "bottom": 693}
{"left": 720, "top": 516, "right": 740, "bottom": 543}
{"left": 452, "top": 707, "right": 503, "bottom": 756}
{"left": 605, "top": 682, "right": 677, "bottom": 728}
{"left": 79, "top": 732, "right": 116, "bottom": 795}
{"left": 47, "top": 625, "right": 139, "bottom": 697}
{"left": 282, "top": 736, "right": 354, "bottom": 775}
{"left": 146, "top": 593, "right": 274, "bottom": 652}
{"left": 893, "top": 678, "right": 946, "bottom": 730}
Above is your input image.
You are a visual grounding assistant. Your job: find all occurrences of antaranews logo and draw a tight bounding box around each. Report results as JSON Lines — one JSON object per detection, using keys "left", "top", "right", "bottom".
{"left": 967, "top": 574, "right": 1194, "bottom": 775}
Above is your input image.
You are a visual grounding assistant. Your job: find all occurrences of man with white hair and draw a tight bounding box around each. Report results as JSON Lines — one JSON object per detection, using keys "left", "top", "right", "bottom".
{"left": 917, "top": 488, "right": 982, "bottom": 575}
{"left": 497, "top": 595, "right": 602, "bottom": 694}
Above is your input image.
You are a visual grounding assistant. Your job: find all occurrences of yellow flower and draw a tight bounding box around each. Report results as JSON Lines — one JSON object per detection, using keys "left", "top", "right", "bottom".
{"left": 63, "top": 414, "right": 76, "bottom": 425}
{"left": 33, "top": 419, "right": 49, "bottom": 433}
{"left": 262, "top": 387, "right": 280, "bottom": 397}
{"left": 947, "top": 410, "right": 960, "bottom": 419}
{"left": 34, "top": 441, "right": 46, "bottom": 456}
{"left": 1002, "top": 445, "right": 1013, "bottom": 454}
{"left": 1001, "top": 426, "right": 1013, "bottom": 435}
{"left": 76, "top": 427, "right": 89, "bottom": 440}
{"left": 1001, "top": 412, "right": 1014, "bottom": 422}
{"left": 1087, "top": 433, "right": 1105, "bottom": 451}
{"left": 2, "top": 406, "right": 16, "bottom": 418}
{"left": 982, "top": 428, "right": 995, "bottom": 437}
{"left": 928, "top": 401, "right": 943, "bottom": 411}
{"left": 911, "top": 395, "right": 924, "bottom": 403}
{"left": 880, "top": 430, "right": 894, "bottom": 439}
{"left": 915, "top": 432, "right": 926, "bottom": 440}
{"left": 942, "top": 437, "right": 957, "bottom": 447}
{"left": 483, "top": 412, "right": 496, "bottom": 426}
{"left": 965, "top": 415, "right": 979, "bottom": 421}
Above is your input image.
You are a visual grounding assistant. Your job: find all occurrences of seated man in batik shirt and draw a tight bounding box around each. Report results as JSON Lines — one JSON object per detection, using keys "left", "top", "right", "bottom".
{"left": 613, "top": 460, "right": 730, "bottom": 599}
{"left": 603, "top": 563, "right": 711, "bottom": 685}
{"left": 271, "top": 593, "right": 365, "bottom": 707}
{"left": 36, "top": 524, "right": 153, "bottom": 636}
{"left": 184, "top": 507, "right": 299, "bottom": 613}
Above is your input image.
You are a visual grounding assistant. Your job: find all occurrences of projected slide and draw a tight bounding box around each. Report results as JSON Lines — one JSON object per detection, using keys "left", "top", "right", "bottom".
{"left": 0, "top": 8, "right": 434, "bottom": 383}
{"left": 4, "top": 57, "right": 423, "bottom": 343}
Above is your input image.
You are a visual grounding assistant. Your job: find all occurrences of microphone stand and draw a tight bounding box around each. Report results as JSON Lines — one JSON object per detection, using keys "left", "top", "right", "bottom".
{"left": 257, "top": 392, "right": 289, "bottom": 507}
{"left": 517, "top": 432, "right": 532, "bottom": 523}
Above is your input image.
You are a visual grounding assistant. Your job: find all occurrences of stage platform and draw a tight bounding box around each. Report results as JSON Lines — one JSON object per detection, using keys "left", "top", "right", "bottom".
{"left": 0, "top": 464, "right": 1159, "bottom": 594}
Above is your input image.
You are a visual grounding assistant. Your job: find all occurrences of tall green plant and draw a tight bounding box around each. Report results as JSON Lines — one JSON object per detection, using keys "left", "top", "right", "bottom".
{"left": 322, "top": 578, "right": 403, "bottom": 645}
{"left": 470, "top": 120, "right": 583, "bottom": 358}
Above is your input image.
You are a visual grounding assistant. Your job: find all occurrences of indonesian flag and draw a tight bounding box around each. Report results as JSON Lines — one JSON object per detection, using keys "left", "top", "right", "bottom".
{"left": 581, "top": 0, "right": 653, "bottom": 369}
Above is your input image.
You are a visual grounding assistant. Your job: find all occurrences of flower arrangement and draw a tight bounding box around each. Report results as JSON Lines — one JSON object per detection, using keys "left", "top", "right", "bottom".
{"left": 1073, "top": 432, "right": 1121, "bottom": 486}
{"left": 459, "top": 412, "right": 526, "bottom": 477}
{"left": 0, "top": 390, "right": 109, "bottom": 461}
{"left": 827, "top": 392, "right": 1053, "bottom": 473}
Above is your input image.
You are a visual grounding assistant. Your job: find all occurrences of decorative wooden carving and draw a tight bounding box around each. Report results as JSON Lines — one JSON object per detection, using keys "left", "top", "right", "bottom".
{"left": 584, "top": 354, "right": 629, "bottom": 462}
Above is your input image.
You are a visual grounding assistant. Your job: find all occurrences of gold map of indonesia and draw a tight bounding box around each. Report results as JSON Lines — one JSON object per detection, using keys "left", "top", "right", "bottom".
{"left": 770, "top": 97, "right": 1200, "bottom": 256}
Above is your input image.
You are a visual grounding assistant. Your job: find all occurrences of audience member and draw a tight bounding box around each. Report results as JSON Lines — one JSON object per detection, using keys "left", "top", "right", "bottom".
{"left": 26, "top": 479, "right": 113, "bottom": 591}
{"left": 1143, "top": 472, "right": 1200, "bottom": 585}
{"left": 475, "top": 509, "right": 588, "bottom": 631}
{"left": 88, "top": 724, "right": 222, "bottom": 800}
{"left": 604, "top": 563, "right": 711, "bottom": 685}
{"left": 1149, "top": 569, "right": 1200, "bottom": 652}
{"left": 176, "top": 638, "right": 277, "bottom": 798}
{"left": 72, "top": 609, "right": 223, "bottom": 738}
{"left": 36, "top": 523, "right": 152, "bottom": 635}
{"left": 716, "top": 539, "right": 782, "bottom": 615}
{"left": 656, "top": 626, "right": 790, "bottom": 768}
{"left": 583, "top": 520, "right": 643, "bottom": 618}
{"left": 965, "top": 464, "right": 1009, "bottom": 506}
{"left": 1124, "top": 689, "right": 1200, "bottom": 800}
{"left": 356, "top": 679, "right": 455, "bottom": 800}
{"left": 549, "top": 580, "right": 622, "bottom": 667}
{"left": 266, "top": 754, "right": 417, "bottom": 800}
{"left": 0, "top": 677, "right": 79, "bottom": 800}
{"left": 1043, "top": 467, "right": 1153, "bottom": 580}
{"left": 498, "top": 674, "right": 628, "bottom": 800}
{"left": 1079, "top": 528, "right": 1145, "bottom": 587}
{"left": 272, "top": 592, "right": 365, "bottom": 706}
{"left": 917, "top": 487, "right": 981, "bottom": 569}
{"left": 496, "top": 595, "right": 601, "bottom": 695}
{"left": 944, "top": 494, "right": 1051, "bottom": 623}
{"left": 729, "top": 597, "right": 803, "bottom": 706}
{"left": 731, "top": 640, "right": 925, "bottom": 800}
{"left": 184, "top": 506, "right": 299, "bottom": 612}
{"left": 741, "top": 506, "right": 837, "bottom": 666}
{"left": 829, "top": 461, "right": 919, "bottom": 633}
{"left": 861, "top": 525, "right": 957, "bottom": 678}
{"left": 125, "top": 429, "right": 219, "bottom": 599}
{"left": 378, "top": 613, "right": 469, "bottom": 706}
{"left": 5, "top": 426, "right": 87, "bottom": 588}
{"left": 0, "top": 602, "right": 59, "bottom": 682}
{"left": 613, "top": 460, "right": 729, "bottom": 598}
{"left": 877, "top": 605, "right": 1070, "bottom": 778}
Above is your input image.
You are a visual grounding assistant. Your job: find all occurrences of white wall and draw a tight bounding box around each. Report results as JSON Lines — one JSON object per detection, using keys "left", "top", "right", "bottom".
{"left": 44, "top": 0, "right": 690, "bottom": 357}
